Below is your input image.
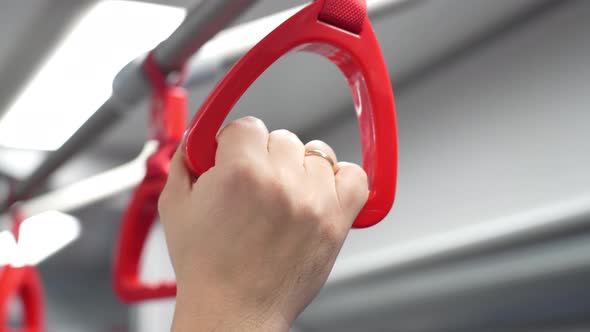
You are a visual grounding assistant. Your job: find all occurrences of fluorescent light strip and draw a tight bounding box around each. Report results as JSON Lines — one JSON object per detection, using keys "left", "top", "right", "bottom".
{"left": 0, "top": 0, "right": 186, "bottom": 151}
{"left": 0, "top": 211, "right": 80, "bottom": 267}
{"left": 0, "top": 230, "right": 17, "bottom": 266}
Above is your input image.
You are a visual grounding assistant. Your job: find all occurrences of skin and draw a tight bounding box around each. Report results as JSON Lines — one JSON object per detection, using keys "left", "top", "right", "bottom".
{"left": 159, "top": 116, "right": 369, "bottom": 331}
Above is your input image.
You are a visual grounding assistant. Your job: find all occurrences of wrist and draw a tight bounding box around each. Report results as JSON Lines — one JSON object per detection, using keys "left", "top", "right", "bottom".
{"left": 171, "top": 290, "right": 291, "bottom": 332}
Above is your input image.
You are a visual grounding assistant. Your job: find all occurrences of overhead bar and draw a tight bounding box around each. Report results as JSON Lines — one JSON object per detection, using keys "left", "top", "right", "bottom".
{"left": 1, "top": 0, "right": 416, "bottom": 212}
{"left": 184, "top": 0, "right": 420, "bottom": 87}
{"left": 0, "top": 0, "right": 260, "bottom": 212}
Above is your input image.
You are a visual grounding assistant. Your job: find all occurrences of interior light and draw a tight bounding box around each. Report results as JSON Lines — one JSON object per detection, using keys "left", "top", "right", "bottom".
{"left": 16, "top": 211, "right": 81, "bottom": 266}
{"left": 0, "top": 0, "right": 186, "bottom": 151}
{"left": 0, "top": 211, "right": 80, "bottom": 267}
{"left": 0, "top": 231, "right": 17, "bottom": 267}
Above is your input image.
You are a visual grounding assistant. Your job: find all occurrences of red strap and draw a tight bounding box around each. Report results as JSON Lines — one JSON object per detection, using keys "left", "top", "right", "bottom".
{"left": 112, "top": 51, "right": 186, "bottom": 303}
{"left": 1, "top": 207, "right": 45, "bottom": 332}
{"left": 10, "top": 206, "right": 24, "bottom": 241}
{"left": 0, "top": 267, "right": 45, "bottom": 332}
{"left": 143, "top": 52, "right": 187, "bottom": 143}
{"left": 318, "top": 0, "right": 367, "bottom": 34}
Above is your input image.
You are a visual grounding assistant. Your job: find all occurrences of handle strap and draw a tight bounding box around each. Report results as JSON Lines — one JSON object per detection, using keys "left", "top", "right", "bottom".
{"left": 0, "top": 207, "right": 45, "bottom": 332}
{"left": 318, "top": 0, "right": 367, "bottom": 34}
{"left": 144, "top": 52, "right": 187, "bottom": 144}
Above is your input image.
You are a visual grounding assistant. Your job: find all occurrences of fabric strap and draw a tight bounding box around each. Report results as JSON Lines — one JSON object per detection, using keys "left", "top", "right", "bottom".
{"left": 318, "top": 0, "right": 367, "bottom": 34}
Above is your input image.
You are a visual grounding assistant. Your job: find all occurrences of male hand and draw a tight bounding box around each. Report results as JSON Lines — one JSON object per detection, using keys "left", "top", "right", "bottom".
{"left": 159, "top": 116, "right": 368, "bottom": 331}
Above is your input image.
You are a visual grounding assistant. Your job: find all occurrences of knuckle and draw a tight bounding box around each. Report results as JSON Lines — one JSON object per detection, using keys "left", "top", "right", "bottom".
{"left": 267, "top": 178, "right": 292, "bottom": 207}
{"left": 306, "top": 139, "right": 331, "bottom": 151}
{"left": 235, "top": 116, "right": 266, "bottom": 130}
{"left": 220, "top": 116, "right": 266, "bottom": 138}
{"left": 349, "top": 164, "right": 368, "bottom": 188}
{"left": 340, "top": 163, "right": 368, "bottom": 190}
{"left": 319, "top": 220, "right": 344, "bottom": 244}
{"left": 298, "top": 199, "right": 326, "bottom": 223}
{"left": 223, "top": 160, "right": 262, "bottom": 186}
{"left": 306, "top": 140, "right": 337, "bottom": 161}
{"left": 272, "top": 129, "right": 299, "bottom": 141}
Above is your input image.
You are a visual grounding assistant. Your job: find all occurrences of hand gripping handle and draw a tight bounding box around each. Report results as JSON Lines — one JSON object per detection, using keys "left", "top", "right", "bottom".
{"left": 183, "top": 0, "right": 398, "bottom": 228}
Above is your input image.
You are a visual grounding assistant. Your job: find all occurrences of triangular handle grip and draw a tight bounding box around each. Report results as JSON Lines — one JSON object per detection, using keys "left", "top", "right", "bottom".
{"left": 183, "top": 0, "right": 398, "bottom": 228}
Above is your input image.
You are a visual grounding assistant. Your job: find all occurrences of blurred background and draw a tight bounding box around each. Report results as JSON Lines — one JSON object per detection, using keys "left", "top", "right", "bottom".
{"left": 0, "top": 0, "right": 589, "bottom": 331}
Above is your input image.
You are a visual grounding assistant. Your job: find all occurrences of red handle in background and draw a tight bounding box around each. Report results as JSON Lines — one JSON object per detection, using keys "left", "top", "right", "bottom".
{"left": 112, "top": 144, "right": 178, "bottom": 303}
{"left": 0, "top": 267, "right": 44, "bottom": 332}
{"left": 0, "top": 209, "right": 45, "bottom": 332}
{"left": 112, "top": 53, "right": 186, "bottom": 303}
{"left": 183, "top": 0, "right": 398, "bottom": 228}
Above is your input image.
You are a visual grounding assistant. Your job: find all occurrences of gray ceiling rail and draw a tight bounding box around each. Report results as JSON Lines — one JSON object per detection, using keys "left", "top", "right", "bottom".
{"left": 183, "top": 0, "right": 420, "bottom": 87}
{"left": 0, "top": 0, "right": 260, "bottom": 212}
{"left": 0, "top": 0, "right": 418, "bottom": 212}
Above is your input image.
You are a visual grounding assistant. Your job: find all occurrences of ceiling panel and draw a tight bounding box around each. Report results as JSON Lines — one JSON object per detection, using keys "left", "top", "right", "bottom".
{"left": 93, "top": 0, "right": 555, "bottom": 160}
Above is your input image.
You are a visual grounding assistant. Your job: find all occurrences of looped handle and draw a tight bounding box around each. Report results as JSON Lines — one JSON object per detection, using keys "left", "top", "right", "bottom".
{"left": 0, "top": 208, "right": 45, "bottom": 332}
{"left": 112, "top": 144, "right": 177, "bottom": 303}
{"left": 114, "top": 0, "right": 397, "bottom": 303}
{"left": 112, "top": 52, "right": 189, "bottom": 303}
{"left": 183, "top": 0, "right": 397, "bottom": 228}
{"left": 0, "top": 267, "right": 45, "bottom": 332}
{"left": 144, "top": 52, "right": 188, "bottom": 143}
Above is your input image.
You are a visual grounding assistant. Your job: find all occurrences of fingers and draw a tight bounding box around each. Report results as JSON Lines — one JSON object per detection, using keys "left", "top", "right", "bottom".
{"left": 267, "top": 129, "right": 305, "bottom": 170}
{"left": 160, "top": 147, "right": 192, "bottom": 218}
{"left": 304, "top": 140, "right": 338, "bottom": 184}
{"left": 215, "top": 116, "right": 269, "bottom": 166}
{"left": 165, "top": 147, "right": 193, "bottom": 195}
{"left": 197, "top": 117, "right": 368, "bottom": 228}
{"left": 334, "top": 162, "right": 369, "bottom": 221}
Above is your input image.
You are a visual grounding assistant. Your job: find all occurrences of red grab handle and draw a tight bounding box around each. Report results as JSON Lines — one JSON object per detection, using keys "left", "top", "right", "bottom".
{"left": 1, "top": 209, "right": 45, "bottom": 332}
{"left": 183, "top": 0, "right": 398, "bottom": 228}
{"left": 112, "top": 144, "right": 178, "bottom": 303}
{"left": 112, "top": 52, "right": 187, "bottom": 303}
{"left": 0, "top": 267, "right": 45, "bottom": 332}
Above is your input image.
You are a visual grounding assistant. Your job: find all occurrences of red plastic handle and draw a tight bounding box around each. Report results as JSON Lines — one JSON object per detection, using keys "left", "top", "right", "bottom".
{"left": 0, "top": 267, "right": 45, "bottom": 332}
{"left": 113, "top": 0, "right": 397, "bottom": 303}
{"left": 112, "top": 144, "right": 178, "bottom": 303}
{"left": 1, "top": 209, "right": 44, "bottom": 332}
{"left": 112, "top": 52, "right": 187, "bottom": 303}
{"left": 183, "top": 0, "right": 398, "bottom": 228}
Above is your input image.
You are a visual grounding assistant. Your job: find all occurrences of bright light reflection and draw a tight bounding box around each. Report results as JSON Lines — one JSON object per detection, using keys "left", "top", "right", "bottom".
{"left": 0, "top": 211, "right": 80, "bottom": 267}
{"left": 0, "top": 0, "right": 186, "bottom": 151}
{"left": 0, "top": 231, "right": 17, "bottom": 266}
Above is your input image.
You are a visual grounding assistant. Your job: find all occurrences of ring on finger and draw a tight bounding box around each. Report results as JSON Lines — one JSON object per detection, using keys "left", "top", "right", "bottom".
{"left": 305, "top": 149, "right": 336, "bottom": 171}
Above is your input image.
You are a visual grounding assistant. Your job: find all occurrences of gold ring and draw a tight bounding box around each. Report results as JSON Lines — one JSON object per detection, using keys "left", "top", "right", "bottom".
{"left": 305, "top": 149, "right": 336, "bottom": 169}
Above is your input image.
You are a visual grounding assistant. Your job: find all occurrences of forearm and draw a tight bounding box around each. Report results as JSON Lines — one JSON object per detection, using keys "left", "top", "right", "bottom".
{"left": 171, "top": 293, "right": 290, "bottom": 332}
